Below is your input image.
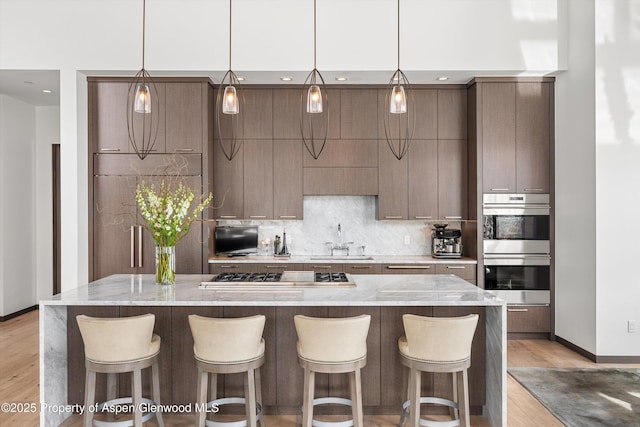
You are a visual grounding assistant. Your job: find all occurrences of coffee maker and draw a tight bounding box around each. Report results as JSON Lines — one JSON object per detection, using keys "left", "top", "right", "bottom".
{"left": 431, "top": 224, "right": 462, "bottom": 258}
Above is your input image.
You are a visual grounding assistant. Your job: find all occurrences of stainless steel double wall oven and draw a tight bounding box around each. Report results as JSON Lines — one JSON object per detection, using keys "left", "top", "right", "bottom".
{"left": 482, "top": 194, "right": 550, "bottom": 304}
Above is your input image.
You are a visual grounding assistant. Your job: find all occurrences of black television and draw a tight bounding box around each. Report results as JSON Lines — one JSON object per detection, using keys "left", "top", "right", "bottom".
{"left": 214, "top": 226, "right": 259, "bottom": 256}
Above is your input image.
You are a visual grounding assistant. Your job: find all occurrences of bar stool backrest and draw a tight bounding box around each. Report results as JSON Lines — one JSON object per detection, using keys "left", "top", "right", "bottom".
{"left": 402, "top": 314, "right": 479, "bottom": 363}
{"left": 294, "top": 314, "right": 371, "bottom": 363}
{"left": 188, "top": 314, "right": 266, "bottom": 363}
{"left": 76, "top": 313, "right": 156, "bottom": 363}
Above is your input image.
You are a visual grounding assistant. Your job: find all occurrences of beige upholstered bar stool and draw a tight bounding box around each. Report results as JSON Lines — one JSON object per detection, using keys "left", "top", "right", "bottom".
{"left": 294, "top": 314, "right": 371, "bottom": 427}
{"left": 188, "top": 314, "right": 266, "bottom": 427}
{"left": 76, "top": 313, "right": 164, "bottom": 427}
{"left": 398, "top": 314, "right": 479, "bottom": 427}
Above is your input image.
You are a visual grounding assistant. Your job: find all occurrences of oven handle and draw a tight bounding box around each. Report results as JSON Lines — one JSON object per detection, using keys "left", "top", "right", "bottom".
{"left": 483, "top": 254, "right": 550, "bottom": 266}
{"left": 483, "top": 206, "right": 550, "bottom": 215}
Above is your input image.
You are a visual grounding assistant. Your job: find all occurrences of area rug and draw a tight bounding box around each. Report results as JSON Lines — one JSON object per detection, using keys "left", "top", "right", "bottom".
{"left": 509, "top": 368, "right": 640, "bottom": 426}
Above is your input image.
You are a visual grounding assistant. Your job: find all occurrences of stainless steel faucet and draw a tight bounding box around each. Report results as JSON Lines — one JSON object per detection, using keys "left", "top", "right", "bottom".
{"left": 326, "top": 223, "right": 353, "bottom": 255}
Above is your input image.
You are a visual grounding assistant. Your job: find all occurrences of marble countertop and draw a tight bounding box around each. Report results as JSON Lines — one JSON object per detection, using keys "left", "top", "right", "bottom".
{"left": 208, "top": 255, "right": 477, "bottom": 264}
{"left": 40, "top": 274, "right": 502, "bottom": 307}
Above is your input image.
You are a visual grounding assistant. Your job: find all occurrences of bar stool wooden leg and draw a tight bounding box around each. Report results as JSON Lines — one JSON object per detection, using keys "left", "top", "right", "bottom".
{"left": 245, "top": 368, "right": 258, "bottom": 427}
{"left": 302, "top": 368, "right": 315, "bottom": 427}
{"left": 255, "top": 368, "right": 265, "bottom": 427}
{"left": 458, "top": 369, "right": 470, "bottom": 427}
{"left": 152, "top": 362, "right": 165, "bottom": 427}
{"left": 196, "top": 368, "right": 208, "bottom": 427}
{"left": 132, "top": 368, "right": 143, "bottom": 427}
{"left": 450, "top": 371, "right": 459, "bottom": 419}
{"left": 209, "top": 373, "right": 218, "bottom": 402}
{"left": 409, "top": 368, "right": 421, "bottom": 427}
{"left": 84, "top": 370, "right": 96, "bottom": 427}
{"left": 350, "top": 369, "right": 364, "bottom": 427}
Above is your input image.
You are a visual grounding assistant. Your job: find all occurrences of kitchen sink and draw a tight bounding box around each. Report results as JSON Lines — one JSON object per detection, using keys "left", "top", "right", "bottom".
{"left": 309, "top": 256, "right": 374, "bottom": 260}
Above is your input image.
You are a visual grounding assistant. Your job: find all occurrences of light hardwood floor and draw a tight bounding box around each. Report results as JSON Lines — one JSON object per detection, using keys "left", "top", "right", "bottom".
{"left": 2, "top": 310, "right": 636, "bottom": 426}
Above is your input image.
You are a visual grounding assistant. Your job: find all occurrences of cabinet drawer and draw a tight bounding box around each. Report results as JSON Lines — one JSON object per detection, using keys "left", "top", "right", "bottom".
{"left": 209, "top": 263, "right": 250, "bottom": 274}
{"left": 507, "top": 305, "right": 550, "bottom": 333}
{"left": 435, "top": 264, "right": 476, "bottom": 281}
{"left": 252, "top": 263, "right": 303, "bottom": 273}
{"left": 382, "top": 264, "right": 434, "bottom": 274}
{"left": 343, "top": 264, "right": 382, "bottom": 275}
{"left": 305, "top": 263, "right": 343, "bottom": 272}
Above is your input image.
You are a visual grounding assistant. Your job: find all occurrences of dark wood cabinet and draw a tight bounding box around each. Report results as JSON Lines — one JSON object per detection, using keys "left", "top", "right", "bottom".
{"left": 165, "top": 82, "right": 203, "bottom": 153}
{"left": 516, "top": 82, "right": 551, "bottom": 193}
{"left": 274, "top": 139, "right": 303, "bottom": 220}
{"left": 343, "top": 263, "right": 382, "bottom": 274}
{"left": 213, "top": 139, "right": 244, "bottom": 220}
{"left": 273, "top": 88, "right": 340, "bottom": 139}
{"left": 438, "top": 89, "right": 467, "bottom": 140}
{"left": 378, "top": 141, "right": 408, "bottom": 220}
{"left": 88, "top": 78, "right": 212, "bottom": 280}
{"left": 408, "top": 140, "right": 438, "bottom": 220}
{"left": 340, "top": 89, "right": 378, "bottom": 139}
{"left": 434, "top": 263, "right": 476, "bottom": 284}
{"left": 381, "top": 264, "right": 435, "bottom": 274}
{"left": 507, "top": 305, "right": 551, "bottom": 333}
{"left": 481, "top": 81, "right": 552, "bottom": 194}
{"left": 243, "top": 89, "right": 273, "bottom": 139}
{"left": 438, "top": 139, "right": 468, "bottom": 220}
{"left": 243, "top": 139, "right": 274, "bottom": 219}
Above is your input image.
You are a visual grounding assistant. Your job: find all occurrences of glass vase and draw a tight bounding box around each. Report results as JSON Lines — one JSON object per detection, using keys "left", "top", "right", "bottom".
{"left": 155, "top": 246, "right": 175, "bottom": 285}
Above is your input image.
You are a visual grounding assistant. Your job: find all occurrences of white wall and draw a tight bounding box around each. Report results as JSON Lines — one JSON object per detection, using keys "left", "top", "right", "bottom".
{"left": 594, "top": 0, "right": 640, "bottom": 356}
{"left": 0, "top": 95, "right": 36, "bottom": 316}
{"left": 553, "top": 0, "right": 597, "bottom": 352}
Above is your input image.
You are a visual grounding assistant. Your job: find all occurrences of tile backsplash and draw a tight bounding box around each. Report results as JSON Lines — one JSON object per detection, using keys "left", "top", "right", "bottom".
{"left": 216, "top": 196, "right": 460, "bottom": 256}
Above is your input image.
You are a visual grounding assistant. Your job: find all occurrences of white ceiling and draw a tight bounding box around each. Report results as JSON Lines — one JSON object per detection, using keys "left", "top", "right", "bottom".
{"left": 0, "top": 70, "right": 60, "bottom": 106}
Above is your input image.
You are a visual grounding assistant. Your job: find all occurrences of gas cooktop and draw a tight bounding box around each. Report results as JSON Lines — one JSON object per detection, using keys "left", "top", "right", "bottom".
{"left": 200, "top": 271, "right": 356, "bottom": 289}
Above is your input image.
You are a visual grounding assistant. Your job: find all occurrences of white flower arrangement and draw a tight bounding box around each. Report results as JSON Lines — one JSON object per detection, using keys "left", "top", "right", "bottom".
{"left": 135, "top": 179, "right": 212, "bottom": 247}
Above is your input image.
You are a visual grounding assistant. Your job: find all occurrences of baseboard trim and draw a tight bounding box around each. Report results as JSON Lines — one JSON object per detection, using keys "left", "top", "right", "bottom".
{"left": 0, "top": 305, "right": 38, "bottom": 322}
{"left": 556, "top": 335, "right": 640, "bottom": 363}
{"left": 508, "top": 332, "right": 550, "bottom": 340}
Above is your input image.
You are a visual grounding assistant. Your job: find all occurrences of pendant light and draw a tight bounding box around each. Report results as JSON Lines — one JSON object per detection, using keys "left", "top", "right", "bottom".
{"left": 127, "top": 0, "right": 160, "bottom": 160}
{"left": 300, "top": 0, "right": 329, "bottom": 160}
{"left": 383, "top": 0, "right": 415, "bottom": 160}
{"left": 216, "top": 0, "right": 244, "bottom": 161}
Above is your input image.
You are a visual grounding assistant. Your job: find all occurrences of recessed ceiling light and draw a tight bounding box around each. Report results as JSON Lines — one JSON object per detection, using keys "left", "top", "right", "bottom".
{"left": 42, "top": 89, "right": 52, "bottom": 94}
{"left": 237, "top": 77, "right": 246, "bottom": 81}
{"left": 280, "top": 77, "right": 293, "bottom": 81}
{"left": 436, "top": 76, "right": 450, "bottom": 81}
{"left": 335, "top": 77, "right": 348, "bottom": 82}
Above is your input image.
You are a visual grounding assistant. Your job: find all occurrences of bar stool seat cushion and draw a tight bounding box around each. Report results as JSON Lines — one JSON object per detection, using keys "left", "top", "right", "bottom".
{"left": 398, "top": 337, "right": 469, "bottom": 365}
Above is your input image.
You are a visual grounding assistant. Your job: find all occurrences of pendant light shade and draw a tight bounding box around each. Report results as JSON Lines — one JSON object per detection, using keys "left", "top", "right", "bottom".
{"left": 127, "top": 0, "right": 160, "bottom": 160}
{"left": 383, "top": 0, "right": 414, "bottom": 160}
{"left": 216, "top": 0, "right": 244, "bottom": 161}
{"left": 300, "top": 0, "right": 329, "bottom": 160}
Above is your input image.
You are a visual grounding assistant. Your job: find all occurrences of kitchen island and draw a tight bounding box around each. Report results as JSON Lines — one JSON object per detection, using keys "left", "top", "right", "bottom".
{"left": 40, "top": 274, "right": 505, "bottom": 427}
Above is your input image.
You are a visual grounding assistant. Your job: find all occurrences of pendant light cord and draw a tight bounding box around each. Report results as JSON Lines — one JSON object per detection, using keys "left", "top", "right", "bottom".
{"left": 142, "top": 0, "right": 146, "bottom": 70}
{"left": 397, "top": 0, "right": 400, "bottom": 70}
{"left": 229, "top": 0, "right": 232, "bottom": 70}
{"left": 313, "top": 0, "right": 317, "bottom": 69}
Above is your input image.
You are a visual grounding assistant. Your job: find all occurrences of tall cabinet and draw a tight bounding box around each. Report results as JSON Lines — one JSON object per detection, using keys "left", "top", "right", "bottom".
{"left": 88, "top": 77, "right": 214, "bottom": 280}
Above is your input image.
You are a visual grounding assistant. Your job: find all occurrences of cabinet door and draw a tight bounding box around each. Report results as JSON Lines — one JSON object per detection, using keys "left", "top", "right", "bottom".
{"left": 243, "top": 140, "right": 274, "bottom": 219}
{"left": 482, "top": 83, "right": 516, "bottom": 193}
{"left": 437, "top": 89, "right": 467, "bottom": 140}
{"left": 378, "top": 141, "right": 408, "bottom": 220}
{"left": 165, "top": 82, "right": 203, "bottom": 153}
{"left": 93, "top": 82, "right": 166, "bottom": 154}
{"left": 175, "top": 175, "right": 204, "bottom": 273}
{"left": 273, "top": 88, "right": 340, "bottom": 140}
{"left": 343, "top": 264, "right": 382, "bottom": 275}
{"left": 244, "top": 89, "right": 273, "bottom": 138}
{"left": 340, "top": 89, "right": 378, "bottom": 139}
{"left": 434, "top": 264, "right": 476, "bottom": 281}
{"left": 93, "top": 175, "right": 138, "bottom": 279}
{"left": 507, "top": 305, "right": 551, "bottom": 333}
{"left": 273, "top": 139, "right": 303, "bottom": 220}
{"left": 438, "top": 139, "right": 467, "bottom": 220}
{"left": 213, "top": 139, "right": 243, "bottom": 219}
{"left": 408, "top": 140, "right": 438, "bottom": 221}
{"left": 378, "top": 88, "right": 437, "bottom": 140}
{"left": 516, "top": 82, "right": 551, "bottom": 193}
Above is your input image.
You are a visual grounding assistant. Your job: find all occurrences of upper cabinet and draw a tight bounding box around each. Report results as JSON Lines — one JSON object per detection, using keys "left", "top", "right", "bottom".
{"left": 165, "top": 82, "right": 203, "bottom": 153}
{"left": 340, "top": 89, "right": 378, "bottom": 139}
{"left": 480, "top": 81, "right": 552, "bottom": 193}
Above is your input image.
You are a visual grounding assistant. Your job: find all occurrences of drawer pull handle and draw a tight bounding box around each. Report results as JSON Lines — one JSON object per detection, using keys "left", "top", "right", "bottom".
{"left": 385, "top": 216, "right": 403, "bottom": 219}
{"left": 387, "top": 265, "right": 431, "bottom": 269}
{"left": 130, "top": 226, "right": 135, "bottom": 268}
{"left": 490, "top": 188, "right": 510, "bottom": 192}
{"left": 219, "top": 215, "right": 237, "bottom": 219}
{"left": 175, "top": 148, "right": 194, "bottom": 152}
{"left": 266, "top": 265, "right": 285, "bottom": 269}
{"left": 279, "top": 215, "right": 298, "bottom": 219}
{"left": 312, "top": 266, "right": 332, "bottom": 269}
{"left": 350, "top": 266, "right": 371, "bottom": 270}
{"left": 524, "top": 188, "right": 544, "bottom": 192}
{"left": 446, "top": 266, "right": 466, "bottom": 269}
{"left": 220, "top": 265, "right": 238, "bottom": 269}
{"left": 507, "top": 308, "right": 529, "bottom": 312}
{"left": 414, "top": 216, "right": 433, "bottom": 219}
{"left": 444, "top": 216, "right": 462, "bottom": 219}
{"left": 249, "top": 215, "right": 267, "bottom": 219}
{"left": 100, "top": 148, "right": 121, "bottom": 152}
